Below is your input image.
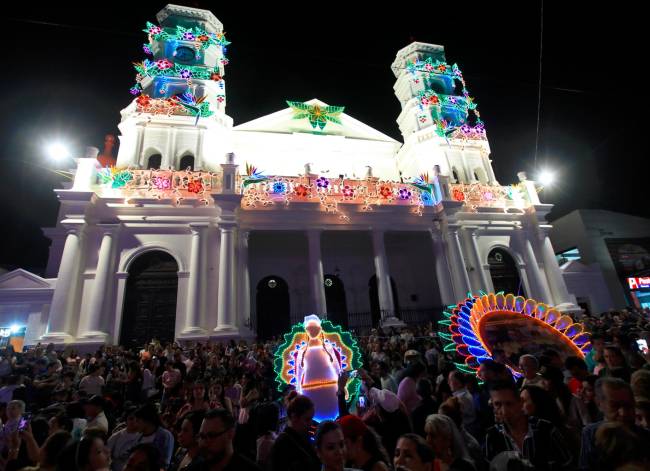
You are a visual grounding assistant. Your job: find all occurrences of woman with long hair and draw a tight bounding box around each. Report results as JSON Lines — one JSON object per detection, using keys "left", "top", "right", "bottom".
{"left": 208, "top": 381, "right": 233, "bottom": 415}
{"left": 315, "top": 421, "right": 347, "bottom": 471}
{"left": 176, "top": 382, "right": 209, "bottom": 420}
{"left": 170, "top": 411, "right": 204, "bottom": 471}
{"left": 424, "top": 414, "right": 476, "bottom": 471}
{"left": 338, "top": 414, "right": 390, "bottom": 471}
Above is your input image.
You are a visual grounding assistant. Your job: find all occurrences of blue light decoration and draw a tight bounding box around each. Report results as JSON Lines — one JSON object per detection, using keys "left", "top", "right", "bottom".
{"left": 274, "top": 315, "right": 362, "bottom": 422}
{"left": 439, "top": 292, "right": 591, "bottom": 378}
{"left": 272, "top": 181, "right": 287, "bottom": 194}
{"left": 409, "top": 173, "right": 442, "bottom": 206}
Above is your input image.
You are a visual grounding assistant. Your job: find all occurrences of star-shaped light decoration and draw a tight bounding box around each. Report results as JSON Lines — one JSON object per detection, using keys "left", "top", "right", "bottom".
{"left": 286, "top": 101, "right": 344, "bottom": 131}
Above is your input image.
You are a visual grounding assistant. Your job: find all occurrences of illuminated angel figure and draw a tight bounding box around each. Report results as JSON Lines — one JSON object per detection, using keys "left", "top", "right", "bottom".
{"left": 274, "top": 314, "right": 362, "bottom": 422}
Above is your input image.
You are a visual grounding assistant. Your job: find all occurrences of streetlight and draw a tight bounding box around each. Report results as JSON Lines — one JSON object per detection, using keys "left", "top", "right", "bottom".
{"left": 46, "top": 142, "right": 71, "bottom": 162}
{"left": 538, "top": 169, "right": 555, "bottom": 187}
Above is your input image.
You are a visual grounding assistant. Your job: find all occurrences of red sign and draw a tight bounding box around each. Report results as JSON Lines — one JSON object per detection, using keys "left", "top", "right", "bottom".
{"left": 628, "top": 277, "right": 650, "bottom": 289}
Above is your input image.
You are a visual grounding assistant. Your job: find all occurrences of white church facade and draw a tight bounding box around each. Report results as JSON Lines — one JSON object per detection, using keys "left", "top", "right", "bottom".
{"left": 0, "top": 5, "right": 579, "bottom": 348}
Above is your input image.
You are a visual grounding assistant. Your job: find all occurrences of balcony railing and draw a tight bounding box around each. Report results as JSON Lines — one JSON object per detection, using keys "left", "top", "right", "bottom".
{"left": 448, "top": 182, "right": 531, "bottom": 212}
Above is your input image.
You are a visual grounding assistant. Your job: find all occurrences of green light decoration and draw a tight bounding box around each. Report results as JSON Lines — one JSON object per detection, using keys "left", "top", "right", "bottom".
{"left": 133, "top": 61, "right": 220, "bottom": 81}
{"left": 287, "top": 101, "right": 344, "bottom": 130}
{"left": 98, "top": 168, "right": 133, "bottom": 189}
{"left": 143, "top": 22, "right": 231, "bottom": 51}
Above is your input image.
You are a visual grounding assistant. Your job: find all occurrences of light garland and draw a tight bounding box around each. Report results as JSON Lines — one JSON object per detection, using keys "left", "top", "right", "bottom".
{"left": 273, "top": 315, "right": 362, "bottom": 421}
{"left": 96, "top": 168, "right": 219, "bottom": 205}
{"left": 439, "top": 292, "right": 591, "bottom": 377}
{"left": 449, "top": 182, "right": 527, "bottom": 213}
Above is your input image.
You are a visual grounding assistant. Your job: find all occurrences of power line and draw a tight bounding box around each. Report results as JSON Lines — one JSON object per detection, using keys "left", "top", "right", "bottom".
{"left": 533, "top": 0, "right": 544, "bottom": 171}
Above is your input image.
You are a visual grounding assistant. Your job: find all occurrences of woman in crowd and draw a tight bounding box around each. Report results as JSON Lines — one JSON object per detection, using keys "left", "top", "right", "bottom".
{"left": 208, "top": 381, "right": 233, "bottom": 414}
{"left": 424, "top": 414, "right": 476, "bottom": 471}
{"left": 176, "top": 381, "right": 209, "bottom": 420}
{"left": 394, "top": 433, "right": 434, "bottom": 471}
{"left": 170, "top": 410, "right": 204, "bottom": 471}
{"left": 338, "top": 414, "right": 390, "bottom": 471}
{"left": 438, "top": 397, "right": 483, "bottom": 470}
{"left": 315, "top": 421, "right": 348, "bottom": 471}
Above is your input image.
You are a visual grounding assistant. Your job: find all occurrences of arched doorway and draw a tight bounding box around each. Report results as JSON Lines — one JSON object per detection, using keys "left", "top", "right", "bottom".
{"left": 488, "top": 248, "right": 525, "bottom": 297}
{"left": 120, "top": 251, "right": 178, "bottom": 348}
{"left": 146, "top": 154, "right": 162, "bottom": 169}
{"left": 369, "top": 275, "right": 400, "bottom": 327}
{"left": 179, "top": 154, "right": 195, "bottom": 170}
{"left": 256, "top": 276, "right": 290, "bottom": 340}
{"left": 324, "top": 274, "right": 348, "bottom": 329}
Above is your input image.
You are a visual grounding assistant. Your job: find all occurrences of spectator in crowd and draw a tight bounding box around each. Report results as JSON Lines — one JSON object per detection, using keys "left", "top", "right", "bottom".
{"left": 84, "top": 395, "right": 109, "bottom": 434}
{"left": 393, "top": 433, "right": 434, "bottom": 471}
{"left": 79, "top": 365, "right": 105, "bottom": 398}
{"left": 107, "top": 406, "right": 140, "bottom": 471}
{"left": 133, "top": 403, "right": 174, "bottom": 469}
{"left": 315, "top": 421, "right": 347, "bottom": 471}
{"left": 424, "top": 414, "right": 476, "bottom": 471}
{"left": 170, "top": 410, "right": 205, "bottom": 471}
{"left": 485, "top": 381, "right": 572, "bottom": 470}
{"left": 269, "top": 395, "right": 319, "bottom": 471}
{"left": 338, "top": 414, "right": 390, "bottom": 471}
{"left": 517, "top": 355, "right": 543, "bottom": 388}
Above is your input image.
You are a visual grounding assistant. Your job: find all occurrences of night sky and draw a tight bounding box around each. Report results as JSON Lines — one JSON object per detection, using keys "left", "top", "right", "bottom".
{"left": 1, "top": 2, "right": 644, "bottom": 272}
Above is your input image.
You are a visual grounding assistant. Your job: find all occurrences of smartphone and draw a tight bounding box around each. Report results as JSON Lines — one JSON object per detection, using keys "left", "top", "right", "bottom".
{"left": 358, "top": 395, "right": 366, "bottom": 408}
{"left": 637, "top": 339, "right": 648, "bottom": 354}
{"left": 18, "top": 414, "right": 31, "bottom": 431}
{"left": 348, "top": 370, "right": 359, "bottom": 379}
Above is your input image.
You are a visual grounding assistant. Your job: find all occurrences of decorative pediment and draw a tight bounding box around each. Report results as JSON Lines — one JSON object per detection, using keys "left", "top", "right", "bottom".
{"left": 0, "top": 269, "right": 54, "bottom": 290}
{"left": 234, "top": 99, "right": 400, "bottom": 144}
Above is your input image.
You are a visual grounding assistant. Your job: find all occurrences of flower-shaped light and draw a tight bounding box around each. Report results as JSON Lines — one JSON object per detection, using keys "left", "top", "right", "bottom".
{"left": 420, "top": 191, "right": 433, "bottom": 206}
{"left": 379, "top": 186, "right": 392, "bottom": 198}
{"left": 153, "top": 176, "right": 171, "bottom": 190}
{"left": 315, "top": 177, "right": 330, "bottom": 189}
{"left": 452, "top": 188, "right": 465, "bottom": 202}
{"left": 438, "top": 292, "right": 591, "bottom": 377}
{"left": 155, "top": 59, "right": 173, "bottom": 70}
{"left": 272, "top": 181, "right": 287, "bottom": 194}
{"left": 295, "top": 184, "right": 309, "bottom": 197}
{"left": 398, "top": 188, "right": 412, "bottom": 200}
{"left": 342, "top": 185, "right": 354, "bottom": 198}
{"left": 188, "top": 179, "right": 203, "bottom": 194}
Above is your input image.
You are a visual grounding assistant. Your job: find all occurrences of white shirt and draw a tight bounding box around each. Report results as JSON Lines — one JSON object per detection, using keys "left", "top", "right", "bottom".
{"left": 87, "top": 411, "right": 109, "bottom": 433}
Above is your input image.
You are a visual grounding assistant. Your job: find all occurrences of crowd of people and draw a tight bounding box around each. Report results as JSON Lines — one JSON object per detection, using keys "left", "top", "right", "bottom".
{"left": 0, "top": 306, "right": 649, "bottom": 471}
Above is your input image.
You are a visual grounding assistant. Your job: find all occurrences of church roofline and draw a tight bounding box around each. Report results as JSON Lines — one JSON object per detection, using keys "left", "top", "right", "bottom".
{"left": 156, "top": 4, "right": 223, "bottom": 32}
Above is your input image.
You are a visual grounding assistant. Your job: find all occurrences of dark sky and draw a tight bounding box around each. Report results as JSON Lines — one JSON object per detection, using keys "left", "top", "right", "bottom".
{"left": 1, "top": 2, "right": 644, "bottom": 272}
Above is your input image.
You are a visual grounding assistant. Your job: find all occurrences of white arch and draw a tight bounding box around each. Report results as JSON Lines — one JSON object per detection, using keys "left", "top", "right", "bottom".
{"left": 485, "top": 243, "right": 525, "bottom": 268}
{"left": 119, "top": 243, "right": 186, "bottom": 273}
{"left": 142, "top": 147, "right": 163, "bottom": 169}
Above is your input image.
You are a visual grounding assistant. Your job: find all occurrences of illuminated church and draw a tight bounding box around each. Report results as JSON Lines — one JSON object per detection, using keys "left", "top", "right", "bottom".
{"left": 0, "top": 4, "right": 579, "bottom": 348}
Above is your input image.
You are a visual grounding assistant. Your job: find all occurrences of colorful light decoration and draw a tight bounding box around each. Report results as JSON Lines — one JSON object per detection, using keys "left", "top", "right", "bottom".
{"left": 407, "top": 57, "right": 485, "bottom": 140}
{"left": 439, "top": 292, "right": 591, "bottom": 377}
{"left": 449, "top": 182, "right": 527, "bottom": 213}
{"left": 287, "top": 101, "right": 345, "bottom": 131}
{"left": 274, "top": 315, "right": 362, "bottom": 422}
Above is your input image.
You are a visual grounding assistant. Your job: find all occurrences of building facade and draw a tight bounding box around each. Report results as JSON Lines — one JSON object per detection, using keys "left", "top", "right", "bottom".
{"left": 0, "top": 5, "right": 579, "bottom": 348}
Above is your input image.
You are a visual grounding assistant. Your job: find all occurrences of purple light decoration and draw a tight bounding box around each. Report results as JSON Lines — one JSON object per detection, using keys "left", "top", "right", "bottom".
{"left": 129, "top": 87, "right": 141, "bottom": 96}
{"left": 179, "top": 69, "right": 192, "bottom": 79}
{"left": 398, "top": 188, "right": 412, "bottom": 200}
{"left": 182, "top": 32, "right": 195, "bottom": 41}
{"left": 143, "top": 44, "right": 152, "bottom": 55}
{"left": 316, "top": 177, "right": 330, "bottom": 189}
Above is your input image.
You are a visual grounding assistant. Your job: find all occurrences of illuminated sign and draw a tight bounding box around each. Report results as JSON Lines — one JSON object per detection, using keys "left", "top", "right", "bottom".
{"left": 0, "top": 329, "right": 11, "bottom": 338}
{"left": 628, "top": 277, "right": 650, "bottom": 290}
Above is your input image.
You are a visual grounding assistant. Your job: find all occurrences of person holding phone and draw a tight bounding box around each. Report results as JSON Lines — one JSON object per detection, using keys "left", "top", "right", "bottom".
{"left": 0, "top": 400, "right": 26, "bottom": 454}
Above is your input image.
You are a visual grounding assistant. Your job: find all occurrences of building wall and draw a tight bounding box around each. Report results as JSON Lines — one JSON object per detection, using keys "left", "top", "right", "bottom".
{"left": 551, "top": 210, "right": 650, "bottom": 308}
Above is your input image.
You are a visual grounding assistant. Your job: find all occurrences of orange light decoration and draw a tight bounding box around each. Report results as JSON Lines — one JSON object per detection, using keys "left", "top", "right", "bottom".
{"left": 438, "top": 292, "right": 591, "bottom": 377}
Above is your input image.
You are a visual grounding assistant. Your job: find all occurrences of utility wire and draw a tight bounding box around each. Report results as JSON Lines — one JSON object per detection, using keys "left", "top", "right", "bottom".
{"left": 533, "top": 0, "right": 544, "bottom": 171}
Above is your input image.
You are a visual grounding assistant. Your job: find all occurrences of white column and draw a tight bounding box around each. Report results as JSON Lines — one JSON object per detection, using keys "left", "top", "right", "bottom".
{"left": 182, "top": 225, "right": 207, "bottom": 335}
{"left": 446, "top": 227, "right": 472, "bottom": 299}
{"left": 430, "top": 230, "right": 455, "bottom": 305}
{"left": 468, "top": 229, "right": 491, "bottom": 293}
{"left": 78, "top": 225, "right": 119, "bottom": 340}
{"left": 371, "top": 230, "right": 402, "bottom": 326}
{"left": 215, "top": 223, "right": 237, "bottom": 332}
{"left": 238, "top": 230, "right": 251, "bottom": 330}
{"left": 42, "top": 228, "right": 82, "bottom": 342}
{"left": 134, "top": 124, "right": 145, "bottom": 166}
{"left": 163, "top": 127, "right": 177, "bottom": 169}
{"left": 541, "top": 233, "right": 573, "bottom": 305}
{"left": 307, "top": 230, "right": 327, "bottom": 316}
{"left": 519, "top": 232, "right": 553, "bottom": 302}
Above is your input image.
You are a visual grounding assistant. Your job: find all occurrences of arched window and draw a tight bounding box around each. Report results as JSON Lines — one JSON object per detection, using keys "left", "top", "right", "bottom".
{"left": 488, "top": 248, "right": 525, "bottom": 297}
{"left": 452, "top": 167, "right": 460, "bottom": 183}
{"left": 120, "top": 251, "right": 178, "bottom": 348}
{"left": 179, "top": 154, "right": 195, "bottom": 171}
{"left": 256, "top": 276, "right": 290, "bottom": 339}
{"left": 324, "top": 274, "right": 348, "bottom": 329}
{"left": 147, "top": 154, "right": 162, "bottom": 170}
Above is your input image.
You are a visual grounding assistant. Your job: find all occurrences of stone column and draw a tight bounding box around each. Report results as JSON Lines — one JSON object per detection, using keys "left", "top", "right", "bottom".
{"left": 430, "top": 230, "right": 455, "bottom": 306}
{"left": 372, "top": 230, "right": 402, "bottom": 326}
{"left": 541, "top": 233, "right": 574, "bottom": 305}
{"left": 42, "top": 228, "right": 83, "bottom": 342}
{"left": 215, "top": 223, "right": 237, "bottom": 332}
{"left": 78, "top": 224, "right": 119, "bottom": 341}
{"left": 238, "top": 230, "right": 251, "bottom": 330}
{"left": 468, "top": 229, "right": 491, "bottom": 293}
{"left": 307, "top": 230, "right": 327, "bottom": 315}
{"left": 446, "top": 227, "right": 472, "bottom": 299}
{"left": 182, "top": 225, "right": 207, "bottom": 336}
{"left": 518, "top": 231, "right": 553, "bottom": 302}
